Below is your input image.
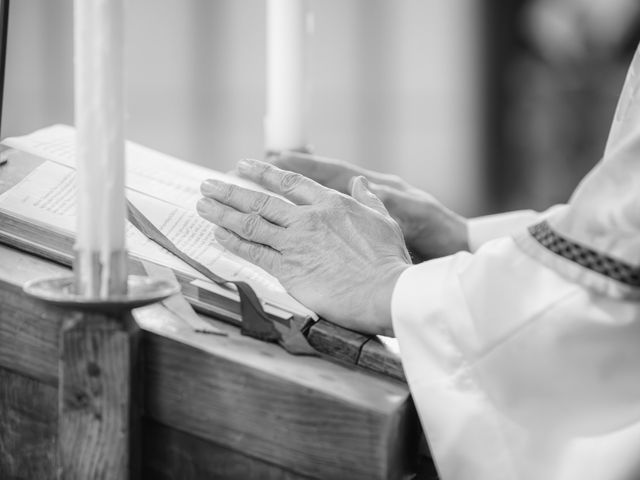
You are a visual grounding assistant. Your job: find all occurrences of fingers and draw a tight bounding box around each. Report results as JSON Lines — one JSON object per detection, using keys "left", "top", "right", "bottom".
{"left": 349, "top": 176, "right": 389, "bottom": 216}
{"left": 273, "top": 151, "right": 363, "bottom": 193}
{"left": 237, "top": 158, "right": 328, "bottom": 205}
{"left": 197, "top": 197, "right": 287, "bottom": 250}
{"left": 201, "top": 178, "right": 294, "bottom": 226}
{"left": 214, "top": 228, "right": 281, "bottom": 274}
{"left": 274, "top": 151, "right": 409, "bottom": 192}
{"left": 365, "top": 181, "right": 393, "bottom": 205}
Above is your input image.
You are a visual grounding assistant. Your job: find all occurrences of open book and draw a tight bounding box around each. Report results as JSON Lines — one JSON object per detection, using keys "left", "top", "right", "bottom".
{"left": 0, "top": 124, "right": 316, "bottom": 323}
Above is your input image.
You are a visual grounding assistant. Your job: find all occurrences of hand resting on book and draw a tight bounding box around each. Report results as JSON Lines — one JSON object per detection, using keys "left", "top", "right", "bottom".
{"left": 272, "top": 151, "right": 469, "bottom": 262}
{"left": 197, "top": 158, "right": 411, "bottom": 336}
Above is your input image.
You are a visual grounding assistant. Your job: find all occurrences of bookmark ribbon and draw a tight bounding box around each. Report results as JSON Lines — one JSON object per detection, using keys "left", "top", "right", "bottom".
{"left": 126, "top": 200, "right": 317, "bottom": 355}
{"left": 141, "top": 260, "right": 227, "bottom": 336}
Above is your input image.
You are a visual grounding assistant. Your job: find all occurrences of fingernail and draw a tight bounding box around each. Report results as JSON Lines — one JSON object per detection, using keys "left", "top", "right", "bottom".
{"left": 201, "top": 179, "right": 222, "bottom": 195}
{"left": 237, "top": 159, "right": 255, "bottom": 173}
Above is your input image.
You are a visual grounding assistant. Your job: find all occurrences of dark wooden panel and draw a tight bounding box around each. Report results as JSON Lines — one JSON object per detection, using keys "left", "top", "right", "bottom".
{"left": 0, "top": 366, "right": 313, "bottom": 480}
{"left": 143, "top": 419, "right": 312, "bottom": 480}
{"left": 139, "top": 326, "right": 414, "bottom": 480}
{"left": 0, "top": 282, "right": 61, "bottom": 386}
{"left": 0, "top": 367, "right": 57, "bottom": 480}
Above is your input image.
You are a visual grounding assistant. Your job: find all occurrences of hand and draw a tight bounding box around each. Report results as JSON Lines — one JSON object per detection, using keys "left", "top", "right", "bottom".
{"left": 273, "top": 151, "right": 469, "bottom": 261}
{"left": 197, "top": 158, "right": 411, "bottom": 336}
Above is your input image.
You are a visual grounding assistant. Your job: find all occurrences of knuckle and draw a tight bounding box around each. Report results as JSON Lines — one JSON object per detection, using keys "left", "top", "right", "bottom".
{"left": 250, "top": 194, "right": 270, "bottom": 214}
{"left": 280, "top": 172, "right": 302, "bottom": 192}
{"left": 270, "top": 253, "right": 282, "bottom": 272}
{"left": 266, "top": 252, "right": 282, "bottom": 275}
{"left": 254, "top": 162, "right": 270, "bottom": 182}
{"left": 216, "top": 206, "right": 227, "bottom": 223}
{"left": 248, "top": 243, "right": 263, "bottom": 263}
{"left": 221, "top": 184, "right": 236, "bottom": 203}
{"left": 242, "top": 214, "right": 261, "bottom": 238}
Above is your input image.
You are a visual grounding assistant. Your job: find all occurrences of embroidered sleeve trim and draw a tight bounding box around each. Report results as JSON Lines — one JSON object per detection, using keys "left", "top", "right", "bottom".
{"left": 529, "top": 221, "right": 640, "bottom": 287}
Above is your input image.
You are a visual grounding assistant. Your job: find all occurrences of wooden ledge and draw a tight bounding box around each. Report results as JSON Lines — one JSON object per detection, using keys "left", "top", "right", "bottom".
{"left": 0, "top": 245, "right": 418, "bottom": 479}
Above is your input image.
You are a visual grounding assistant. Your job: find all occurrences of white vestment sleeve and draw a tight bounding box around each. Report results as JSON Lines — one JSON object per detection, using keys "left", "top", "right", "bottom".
{"left": 467, "top": 210, "right": 539, "bottom": 252}
{"left": 392, "top": 237, "right": 640, "bottom": 480}
{"left": 467, "top": 205, "right": 566, "bottom": 252}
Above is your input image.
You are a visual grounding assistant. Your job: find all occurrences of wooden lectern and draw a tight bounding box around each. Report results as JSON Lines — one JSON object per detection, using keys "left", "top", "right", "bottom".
{"left": 0, "top": 243, "right": 421, "bottom": 479}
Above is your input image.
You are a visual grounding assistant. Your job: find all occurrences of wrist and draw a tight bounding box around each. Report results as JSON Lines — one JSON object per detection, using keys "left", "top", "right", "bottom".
{"left": 366, "top": 261, "right": 410, "bottom": 336}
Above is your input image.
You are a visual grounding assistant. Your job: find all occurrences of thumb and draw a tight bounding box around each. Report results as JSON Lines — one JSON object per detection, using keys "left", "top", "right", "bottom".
{"left": 350, "top": 176, "right": 388, "bottom": 215}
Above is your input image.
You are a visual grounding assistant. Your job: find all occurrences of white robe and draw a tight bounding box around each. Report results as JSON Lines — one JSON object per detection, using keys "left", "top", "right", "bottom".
{"left": 392, "top": 45, "right": 640, "bottom": 480}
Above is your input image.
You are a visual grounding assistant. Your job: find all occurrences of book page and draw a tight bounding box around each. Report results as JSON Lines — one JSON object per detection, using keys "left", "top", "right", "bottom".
{"left": 3, "top": 124, "right": 285, "bottom": 211}
{"left": 0, "top": 160, "right": 198, "bottom": 274}
{"left": 128, "top": 189, "right": 311, "bottom": 315}
{"left": 0, "top": 155, "right": 314, "bottom": 319}
{"left": 0, "top": 160, "right": 76, "bottom": 234}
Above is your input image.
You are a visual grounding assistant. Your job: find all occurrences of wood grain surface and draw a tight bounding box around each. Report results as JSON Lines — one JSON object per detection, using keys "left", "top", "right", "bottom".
{"left": 0, "top": 366, "right": 321, "bottom": 480}
{"left": 0, "top": 245, "right": 418, "bottom": 479}
{"left": 143, "top": 419, "right": 314, "bottom": 480}
{"left": 58, "top": 312, "right": 141, "bottom": 479}
{"left": 0, "top": 367, "right": 57, "bottom": 479}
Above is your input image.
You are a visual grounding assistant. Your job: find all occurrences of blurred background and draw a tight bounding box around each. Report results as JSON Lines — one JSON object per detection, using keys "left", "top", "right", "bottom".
{"left": 3, "top": 0, "right": 640, "bottom": 216}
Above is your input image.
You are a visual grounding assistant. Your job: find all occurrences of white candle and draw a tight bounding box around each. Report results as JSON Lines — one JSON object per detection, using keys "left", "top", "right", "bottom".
{"left": 265, "top": 0, "right": 310, "bottom": 153}
{"left": 74, "top": 0, "right": 126, "bottom": 297}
